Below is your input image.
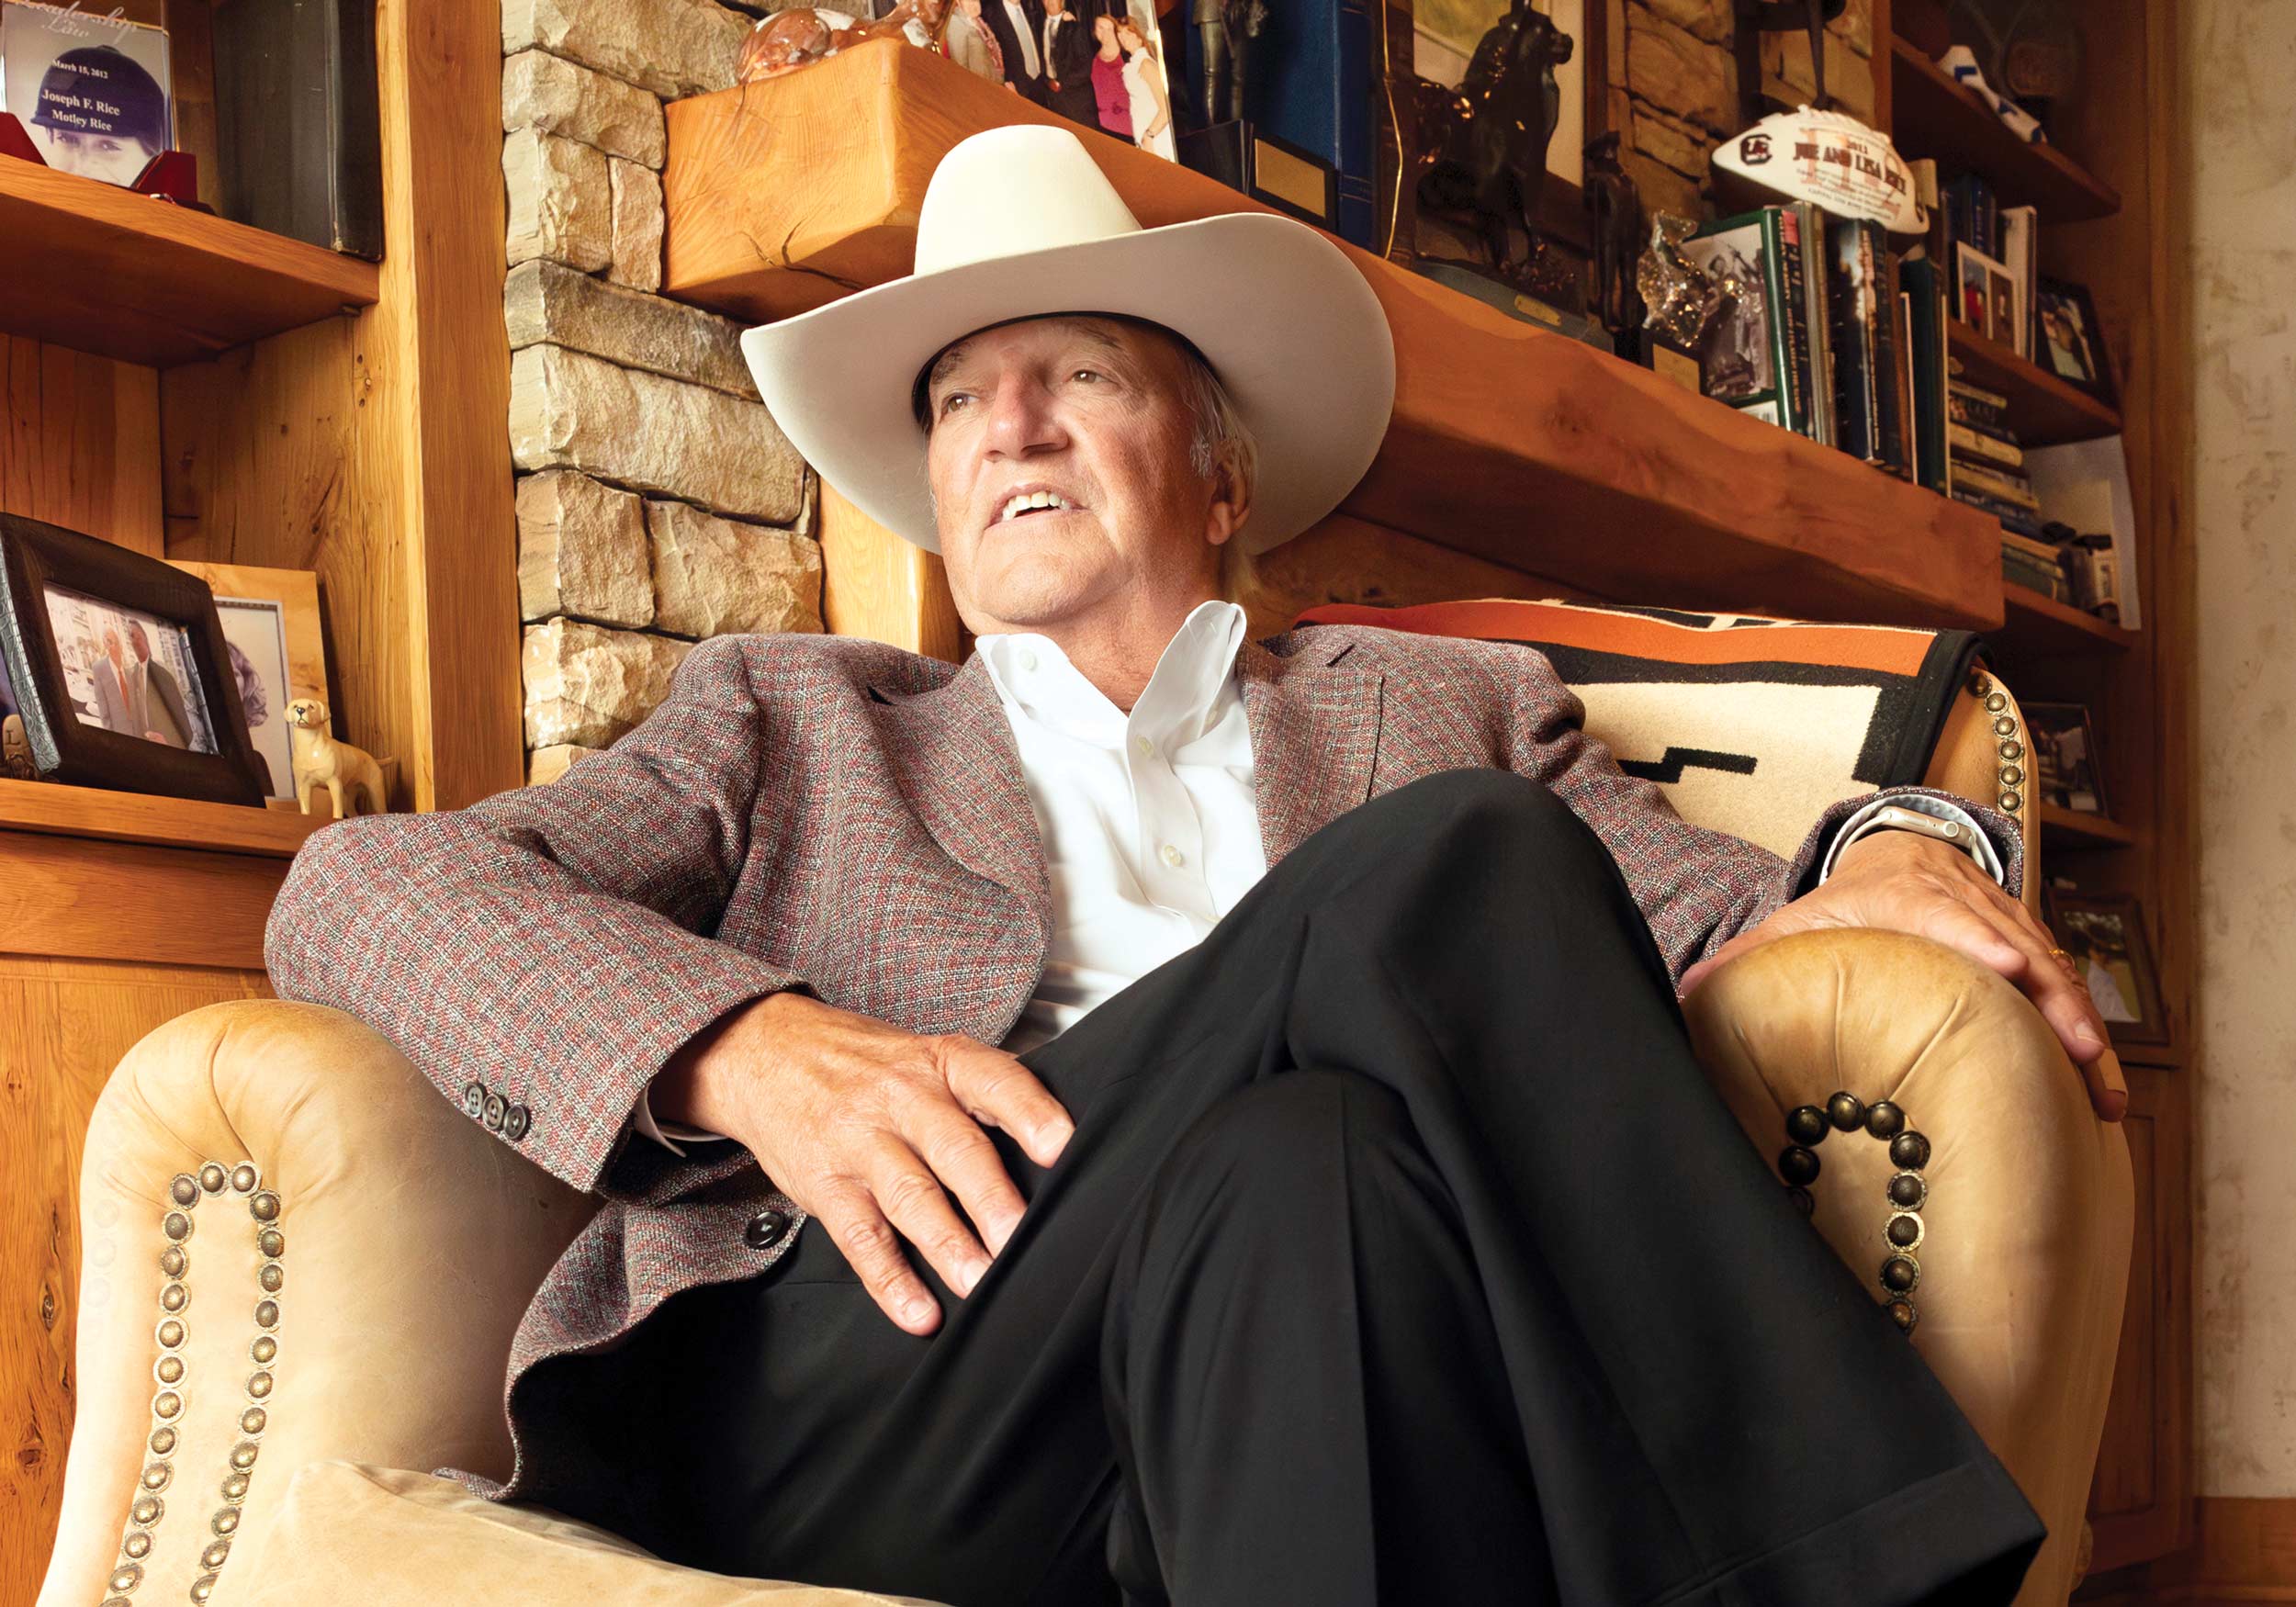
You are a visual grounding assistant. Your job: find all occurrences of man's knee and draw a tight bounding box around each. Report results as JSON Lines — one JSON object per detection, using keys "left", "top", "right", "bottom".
{"left": 1357, "top": 769, "right": 1613, "bottom": 882}
{"left": 1158, "top": 1069, "right": 1419, "bottom": 1208}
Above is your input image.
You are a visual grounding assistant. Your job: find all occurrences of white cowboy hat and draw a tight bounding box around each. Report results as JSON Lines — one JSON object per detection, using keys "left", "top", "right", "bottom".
{"left": 737, "top": 122, "right": 1396, "bottom": 556}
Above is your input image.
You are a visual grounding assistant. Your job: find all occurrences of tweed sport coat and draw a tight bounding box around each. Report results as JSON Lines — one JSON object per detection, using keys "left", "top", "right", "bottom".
{"left": 264, "top": 621, "right": 2023, "bottom": 1501}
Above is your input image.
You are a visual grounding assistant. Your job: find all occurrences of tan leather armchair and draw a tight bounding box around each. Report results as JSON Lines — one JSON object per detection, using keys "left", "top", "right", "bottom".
{"left": 35, "top": 672, "right": 2133, "bottom": 1607}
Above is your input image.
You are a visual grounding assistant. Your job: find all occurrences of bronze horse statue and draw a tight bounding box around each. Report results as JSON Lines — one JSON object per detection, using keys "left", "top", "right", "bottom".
{"left": 1413, "top": 0, "right": 1574, "bottom": 283}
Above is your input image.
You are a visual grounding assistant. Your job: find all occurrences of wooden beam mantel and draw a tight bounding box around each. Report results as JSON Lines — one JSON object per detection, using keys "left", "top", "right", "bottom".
{"left": 663, "top": 40, "right": 2003, "bottom": 631}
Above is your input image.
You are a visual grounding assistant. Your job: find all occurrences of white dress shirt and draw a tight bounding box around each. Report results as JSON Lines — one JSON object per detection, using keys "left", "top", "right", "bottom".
{"left": 1002, "top": 0, "right": 1041, "bottom": 76}
{"left": 634, "top": 600, "right": 1998, "bottom": 1154}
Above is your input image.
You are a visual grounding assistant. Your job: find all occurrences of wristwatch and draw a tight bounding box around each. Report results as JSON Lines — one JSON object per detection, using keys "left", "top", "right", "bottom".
{"left": 1833, "top": 804, "right": 1989, "bottom": 871}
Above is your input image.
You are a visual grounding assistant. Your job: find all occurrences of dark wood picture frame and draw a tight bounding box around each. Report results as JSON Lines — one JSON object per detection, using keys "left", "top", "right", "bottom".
{"left": 2044, "top": 886, "right": 2169, "bottom": 1049}
{"left": 0, "top": 511, "right": 265, "bottom": 807}
{"left": 2022, "top": 698, "right": 2111, "bottom": 816}
{"left": 2034, "top": 275, "right": 2118, "bottom": 410}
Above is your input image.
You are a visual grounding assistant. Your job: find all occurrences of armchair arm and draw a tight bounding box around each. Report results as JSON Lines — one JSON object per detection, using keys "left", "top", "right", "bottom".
{"left": 1680, "top": 927, "right": 2133, "bottom": 1607}
{"left": 38, "top": 1000, "right": 595, "bottom": 1607}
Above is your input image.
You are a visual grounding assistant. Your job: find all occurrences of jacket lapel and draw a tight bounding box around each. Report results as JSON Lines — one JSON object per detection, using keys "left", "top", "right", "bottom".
{"left": 1238, "top": 635, "right": 1386, "bottom": 868}
{"left": 870, "top": 655, "right": 1052, "bottom": 933}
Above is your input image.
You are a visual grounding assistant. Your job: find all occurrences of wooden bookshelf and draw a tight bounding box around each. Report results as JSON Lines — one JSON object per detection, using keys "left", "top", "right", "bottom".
{"left": 1949, "top": 322, "right": 2122, "bottom": 445}
{"left": 0, "top": 154, "right": 379, "bottom": 368}
{"left": 2040, "top": 801, "right": 2141, "bottom": 849}
{"left": 1998, "top": 583, "right": 2139, "bottom": 657}
{"left": 1888, "top": 36, "right": 2122, "bottom": 223}
{"left": 664, "top": 39, "right": 2006, "bottom": 632}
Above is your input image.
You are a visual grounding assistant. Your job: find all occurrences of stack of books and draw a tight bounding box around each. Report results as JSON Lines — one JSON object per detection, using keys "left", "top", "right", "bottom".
{"left": 1674, "top": 203, "right": 1912, "bottom": 478}
{"left": 1946, "top": 377, "right": 2063, "bottom": 594}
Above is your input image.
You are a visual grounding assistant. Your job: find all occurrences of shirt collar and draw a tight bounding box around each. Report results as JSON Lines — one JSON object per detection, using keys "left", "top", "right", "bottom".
{"left": 978, "top": 599, "right": 1247, "bottom": 752}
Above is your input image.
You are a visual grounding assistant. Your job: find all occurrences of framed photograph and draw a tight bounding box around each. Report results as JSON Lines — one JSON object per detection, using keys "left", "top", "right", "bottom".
{"left": 166, "top": 560, "right": 327, "bottom": 805}
{"left": 0, "top": 511, "right": 264, "bottom": 807}
{"left": 2035, "top": 276, "right": 2117, "bottom": 409}
{"left": 0, "top": 0, "right": 174, "bottom": 189}
{"left": 1955, "top": 242, "right": 2011, "bottom": 341}
{"left": 2044, "top": 887, "right": 2169, "bottom": 1047}
{"left": 2022, "top": 700, "right": 2109, "bottom": 815}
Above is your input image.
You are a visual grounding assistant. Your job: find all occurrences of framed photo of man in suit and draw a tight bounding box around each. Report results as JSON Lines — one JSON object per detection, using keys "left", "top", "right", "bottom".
{"left": 0, "top": 511, "right": 264, "bottom": 806}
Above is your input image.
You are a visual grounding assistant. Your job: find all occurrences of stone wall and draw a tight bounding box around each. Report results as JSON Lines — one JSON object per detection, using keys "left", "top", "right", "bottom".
{"left": 1600, "top": 0, "right": 1877, "bottom": 222}
{"left": 499, "top": 0, "right": 826, "bottom": 787}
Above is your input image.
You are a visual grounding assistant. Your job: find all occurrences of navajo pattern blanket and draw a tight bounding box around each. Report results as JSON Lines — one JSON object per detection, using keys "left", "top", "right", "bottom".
{"left": 1296, "top": 599, "right": 1985, "bottom": 863}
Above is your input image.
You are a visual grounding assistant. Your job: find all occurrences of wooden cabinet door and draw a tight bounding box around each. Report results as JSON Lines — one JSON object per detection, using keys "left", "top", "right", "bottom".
{"left": 2084, "top": 1062, "right": 2194, "bottom": 1577}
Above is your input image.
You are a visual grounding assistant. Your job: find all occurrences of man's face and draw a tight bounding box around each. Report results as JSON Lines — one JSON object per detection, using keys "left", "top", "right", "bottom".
{"left": 129, "top": 623, "right": 152, "bottom": 664}
{"left": 48, "top": 130, "right": 154, "bottom": 187}
{"left": 103, "top": 627, "right": 125, "bottom": 669}
{"left": 922, "top": 316, "right": 1244, "bottom": 636}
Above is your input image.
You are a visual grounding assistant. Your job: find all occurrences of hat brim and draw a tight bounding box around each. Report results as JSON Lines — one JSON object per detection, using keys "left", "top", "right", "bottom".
{"left": 737, "top": 211, "right": 1395, "bottom": 556}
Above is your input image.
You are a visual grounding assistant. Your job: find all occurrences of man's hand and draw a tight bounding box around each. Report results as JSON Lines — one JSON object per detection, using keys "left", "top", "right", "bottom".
{"left": 1677, "top": 829, "right": 2129, "bottom": 1122}
{"left": 654, "top": 993, "right": 1075, "bottom": 1334}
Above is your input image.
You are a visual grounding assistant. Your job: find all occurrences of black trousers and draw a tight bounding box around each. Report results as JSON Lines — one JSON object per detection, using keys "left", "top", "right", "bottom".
{"left": 524, "top": 770, "right": 2044, "bottom": 1606}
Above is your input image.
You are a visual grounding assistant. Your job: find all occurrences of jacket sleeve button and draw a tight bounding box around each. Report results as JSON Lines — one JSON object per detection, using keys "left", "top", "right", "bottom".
{"left": 483, "top": 1092, "right": 507, "bottom": 1131}
{"left": 463, "top": 1083, "right": 486, "bottom": 1118}
{"left": 744, "top": 1209, "right": 792, "bottom": 1250}
{"left": 504, "top": 1104, "right": 531, "bottom": 1141}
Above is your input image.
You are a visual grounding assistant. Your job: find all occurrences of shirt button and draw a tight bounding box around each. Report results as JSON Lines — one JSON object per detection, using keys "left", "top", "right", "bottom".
{"left": 1134, "top": 735, "right": 1154, "bottom": 759}
{"left": 1018, "top": 649, "right": 1039, "bottom": 672}
{"left": 1160, "top": 843, "right": 1185, "bottom": 868}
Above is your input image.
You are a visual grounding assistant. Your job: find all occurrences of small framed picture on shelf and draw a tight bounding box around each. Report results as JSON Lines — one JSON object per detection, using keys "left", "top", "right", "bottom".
{"left": 2023, "top": 700, "right": 2109, "bottom": 815}
{"left": 1954, "top": 242, "right": 2017, "bottom": 345}
{"left": 166, "top": 560, "right": 327, "bottom": 806}
{"left": 2045, "top": 886, "right": 2168, "bottom": 1047}
{"left": 0, "top": 0, "right": 174, "bottom": 189}
{"left": 2035, "top": 276, "right": 2117, "bottom": 409}
{"left": 2030, "top": 698, "right": 2112, "bottom": 817}
{"left": 0, "top": 511, "right": 264, "bottom": 807}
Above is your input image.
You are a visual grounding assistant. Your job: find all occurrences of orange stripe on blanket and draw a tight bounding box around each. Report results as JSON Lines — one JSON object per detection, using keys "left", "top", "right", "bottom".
{"left": 1297, "top": 600, "right": 1936, "bottom": 678}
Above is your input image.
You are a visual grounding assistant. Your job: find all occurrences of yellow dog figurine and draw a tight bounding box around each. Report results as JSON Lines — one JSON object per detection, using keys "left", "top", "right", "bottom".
{"left": 286, "top": 698, "right": 387, "bottom": 818}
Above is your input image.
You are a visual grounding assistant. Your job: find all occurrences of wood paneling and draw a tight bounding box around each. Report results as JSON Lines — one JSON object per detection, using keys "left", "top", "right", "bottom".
{"left": 162, "top": 318, "right": 412, "bottom": 798}
{"left": 818, "top": 482, "right": 965, "bottom": 661}
{"left": 661, "top": 39, "right": 2008, "bottom": 632}
{"left": 0, "top": 338, "right": 163, "bottom": 556}
{"left": 364, "top": 0, "right": 523, "bottom": 812}
{"left": 2088, "top": 1063, "right": 2194, "bottom": 1575}
{"left": 0, "top": 832, "right": 288, "bottom": 972}
{"left": 0, "top": 956, "right": 267, "bottom": 1607}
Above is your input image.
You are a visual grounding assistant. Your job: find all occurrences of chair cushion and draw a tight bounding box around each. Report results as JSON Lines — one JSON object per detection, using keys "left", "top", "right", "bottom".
{"left": 1293, "top": 596, "right": 1983, "bottom": 860}
{"left": 228, "top": 1460, "right": 950, "bottom": 1607}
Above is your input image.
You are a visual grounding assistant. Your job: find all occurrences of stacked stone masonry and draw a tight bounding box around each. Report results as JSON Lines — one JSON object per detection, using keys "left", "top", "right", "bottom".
{"left": 500, "top": 2, "right": 824, "bottom": 781}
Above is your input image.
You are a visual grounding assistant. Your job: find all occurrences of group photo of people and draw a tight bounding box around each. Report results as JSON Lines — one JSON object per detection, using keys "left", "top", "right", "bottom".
{"left": 938, "top": 0, "right": 1177, "bottom": 159}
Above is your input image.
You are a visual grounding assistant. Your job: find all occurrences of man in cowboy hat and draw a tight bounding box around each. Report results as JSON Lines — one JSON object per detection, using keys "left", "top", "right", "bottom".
{"left": 269, "top": 124, "right": 2120, "bottom": 1605}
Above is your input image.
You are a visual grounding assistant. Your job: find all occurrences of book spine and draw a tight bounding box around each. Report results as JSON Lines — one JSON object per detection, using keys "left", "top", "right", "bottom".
{"left": 1799, "top": 202, "right": 1837, "bottom": 447}
{"left": 1948, "top": 421, "right": 2023, "bottom": 460}
{"left": 1948, "top": 388, "right": 2016, "bottom": 435}
{"left": 1876, "top": 248, "right": 1910, "bottom": 478}
{"left": 1774, "top": 208, "right": 1816, "bottom": 440}
{"left": 1825, "top": 217, "right": 1871, "bottom": 462}
{"left": 1953, "top": 486, "right": 2047, "bottom": 536}
{"left": 1902, "top": 256, "right": 1948, "bottom": 494}
{"left": 1952, "top": 459, "right": 2040, "bottom": 506}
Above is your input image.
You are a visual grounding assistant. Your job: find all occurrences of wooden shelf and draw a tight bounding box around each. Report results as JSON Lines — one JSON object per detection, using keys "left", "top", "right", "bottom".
{"left": 663, "top": 40, "right": 2005, "bottom": 631}
{"left": 1888, "top": 37, "right": 2122, "bottom": 221}
{"left": 0, "top": 778, "right": 334, "bottom": 858}
{"left": 0, "top": 154, "right": 378, "bottom": 367}
{"left": 1995, "top": 583, "right": 2139, "bottom": 657}
{"left": 2039, "top": 801, "right": 2140, "bottom": 849}
{"left": 1951, "top": 321, "right": 2122, "bottom": 446}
